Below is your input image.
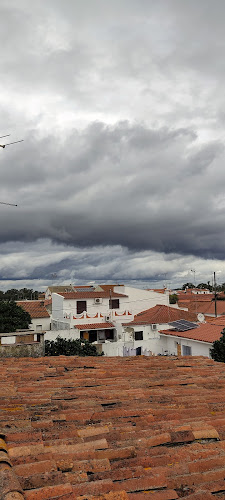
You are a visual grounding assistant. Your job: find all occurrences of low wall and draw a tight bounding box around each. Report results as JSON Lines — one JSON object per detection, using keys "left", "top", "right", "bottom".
{"left": 0, "top": 341, "right": 45, "bottom": 358}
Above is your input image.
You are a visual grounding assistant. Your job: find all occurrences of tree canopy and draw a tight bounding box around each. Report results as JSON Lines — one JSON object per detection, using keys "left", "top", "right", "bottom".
{"left": 169, "top": 293, "right": 178, "bottom": 304}
{"left": 182, "top": 283, "right": 195, "bottom": 290}
{"left": 210, "top": 328, "right": 225, "bottom": 362}
{"left": 0, "top": 300, "right": 31, "bottom": 333}
{"left": 0, "top": 288, "right": 39, "bottom": 301}
{"left": 45, "top": 336, "right": 103, "bottom": 356}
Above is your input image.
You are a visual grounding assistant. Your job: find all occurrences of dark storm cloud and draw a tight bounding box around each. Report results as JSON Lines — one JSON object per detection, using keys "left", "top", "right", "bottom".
{"left": 0, "top": 121, "right": 225, "bottom": 259}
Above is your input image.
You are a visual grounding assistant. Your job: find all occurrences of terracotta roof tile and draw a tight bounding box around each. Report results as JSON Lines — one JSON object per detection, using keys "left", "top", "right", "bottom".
{"left": 17, "top": 300, "right": 50, "bottom": 318}
{"left": 2, "top": 356, "right": 225, "bottom": 497}
{"left": 126, "top": 304, "right": 197, "bottom": 326}
{"left": 160, "top": 323, "right": 223, "bottom": 343}
{"left": 188, "top": 300, "right": 225, "bottom": 315}
{"left": 75, "top": 322, "right": 115, "bottom": 330}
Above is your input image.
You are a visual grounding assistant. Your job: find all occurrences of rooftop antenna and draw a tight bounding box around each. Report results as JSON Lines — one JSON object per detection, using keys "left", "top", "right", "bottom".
{"left": 0, "top": 134, "right": 24, "bottom": 149}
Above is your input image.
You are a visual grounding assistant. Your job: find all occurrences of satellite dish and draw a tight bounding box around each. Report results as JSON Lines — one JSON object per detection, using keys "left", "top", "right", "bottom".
{"left": 197, "top": 313, "right": 205, "bottom": 323}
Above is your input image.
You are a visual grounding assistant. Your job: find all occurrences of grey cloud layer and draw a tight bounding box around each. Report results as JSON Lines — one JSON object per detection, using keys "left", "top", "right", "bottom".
{"left": 1, "top": 0, "right": 225, "bottom": 286}
{"left": 0, "top": 122, "right": 224, "bottom": 258}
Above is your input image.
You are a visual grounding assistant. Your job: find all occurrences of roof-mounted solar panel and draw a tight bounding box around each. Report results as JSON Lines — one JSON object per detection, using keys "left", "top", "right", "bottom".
{"left": 168, "top": 319, "right": 198, "bottom": 331}
{"left": 75, "top": 287, "right": 95, "bottom": 292}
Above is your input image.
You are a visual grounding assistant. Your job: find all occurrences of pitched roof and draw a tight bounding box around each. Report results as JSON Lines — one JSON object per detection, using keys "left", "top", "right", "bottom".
{"left": 177, "top": 293, "right": 213, "bottom": 302}
{"left": 57, "top": 291, "right": 127, "bottom": 299}
{"left": 188, "top": 300, "right": 225, "bottom": 316}
{"left": 160, "top": 322, "right": 223, "bottom": 343}
{"left": 74, "top": 322, "right": 115, "bottom": 330}
{"left": 2, "top": 355, "right": 225, "bottom": 498}
{"left": 126, "top": 304, "right": 197, "bottom": 326}
{"left": 17, "top": 300, "right": 50, "bottom": 318}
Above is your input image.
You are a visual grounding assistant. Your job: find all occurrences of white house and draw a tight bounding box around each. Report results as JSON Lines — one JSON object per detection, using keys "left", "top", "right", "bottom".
{"left": 46, "top": 285, "right": 170, "bottom": 350}
{"left": 159, "top": 319, "right": 225, "bottom": 358}
{"left": 121, "top": 304, "right": 198, "bottom": 357}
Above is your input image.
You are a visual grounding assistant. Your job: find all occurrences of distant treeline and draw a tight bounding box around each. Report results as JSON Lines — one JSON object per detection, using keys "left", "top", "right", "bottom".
{"left": 0, "top": 288, "right": 39, "bottom": 301}
{"left": 178, "top": 282, "right": 225, "bottom": 292}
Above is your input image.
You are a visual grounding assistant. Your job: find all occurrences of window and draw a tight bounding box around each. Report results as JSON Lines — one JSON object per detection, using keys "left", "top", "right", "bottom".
{"left": 135, "top": 331, "right": 143, "bottom": 341}
{"left": 77, "top": 301, "right": 87, "bottom": 314}
{"left": 36, "top": 325, "right": 42, "bottom": 331}
{"left": 109, "top": 299, "right": 120, "bottom": 309}
{"left": 182, "top": 345, "right": 192, "bottom": 356}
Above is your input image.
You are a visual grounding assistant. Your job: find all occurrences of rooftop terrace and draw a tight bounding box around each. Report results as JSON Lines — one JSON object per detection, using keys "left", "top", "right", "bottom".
{"left": 1, "top": 355, "right": 225, "bottom": 499}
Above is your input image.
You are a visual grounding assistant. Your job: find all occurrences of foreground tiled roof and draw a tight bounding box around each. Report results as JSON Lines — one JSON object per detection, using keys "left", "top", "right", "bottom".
{"left": 160, "top": 322, "right": 224, "bottom": 343}
{"left": 58, "top": 291, "right": 128, "bottom": 300}
{"left": 2, "top": 356, "right": 225, "bottom": 499}
{"left": 74, "top": 322, "right": 115, "bottom": 330}
{"left": 17, "top": 300, "right": 50, "bottom": 318}
{"left": 126, "top": 304, "right": 197, "bottom": 326}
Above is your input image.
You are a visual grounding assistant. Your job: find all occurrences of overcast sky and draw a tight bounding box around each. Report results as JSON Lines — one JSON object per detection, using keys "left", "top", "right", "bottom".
{"left": 1, "top": 0, "right": 225, "bottom": 291}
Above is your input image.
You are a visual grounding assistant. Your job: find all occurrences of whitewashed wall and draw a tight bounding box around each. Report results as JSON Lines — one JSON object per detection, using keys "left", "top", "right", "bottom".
{"left": 114, "top": 286, "right": 169, "bottom": 315}
{"left": 159, "top": 334, "right": 211, "bottom": 357}
{"left": 31, "top": 317, "right": 51, "bottom": 332}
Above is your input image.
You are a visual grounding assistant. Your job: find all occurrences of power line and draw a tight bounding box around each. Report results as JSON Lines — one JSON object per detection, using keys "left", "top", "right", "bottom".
{"left": 0, "top": 201, "right": 17, "bottom": 207}
{"left": 0, "top": 139, "right": 24, "bottom": 148}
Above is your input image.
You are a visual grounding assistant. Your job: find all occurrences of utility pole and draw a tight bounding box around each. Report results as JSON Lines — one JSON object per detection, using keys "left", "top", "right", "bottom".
{"left": 214, "top": 272, "right": 217, "bottom": 317}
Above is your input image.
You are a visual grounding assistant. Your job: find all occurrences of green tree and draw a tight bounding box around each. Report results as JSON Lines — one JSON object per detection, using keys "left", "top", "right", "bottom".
{"left": 0, "top": 301, "right": 31, "bottom": 333}
{"left": 210, "top": 328, "right": 225, "bottom": 362}
{"left": 196, "top": 283, "right": 210, "bottom": 290}
{"left": 182, "top": 283, "right": 195, "bottom": 290}
{"left": 45, "top": 336, "right": 103, "bottom": 356}
{"left": 169, "top": 293, "right": 178, "bottom": 304}
{"left": 1, "top": 288, "right": 39, "bottom": 301}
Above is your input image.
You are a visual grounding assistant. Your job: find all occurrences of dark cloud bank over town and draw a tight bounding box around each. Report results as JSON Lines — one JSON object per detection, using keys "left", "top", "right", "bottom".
{"left": 1, "top": 0, "right": 225, "bottom": 288}
{"left": 0, "top": 122, "right": 224, "bottom": 258}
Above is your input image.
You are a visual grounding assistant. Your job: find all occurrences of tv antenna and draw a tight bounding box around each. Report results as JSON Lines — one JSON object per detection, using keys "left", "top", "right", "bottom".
{"left": 0, "top": 134, "right": 24, "bottom": 149}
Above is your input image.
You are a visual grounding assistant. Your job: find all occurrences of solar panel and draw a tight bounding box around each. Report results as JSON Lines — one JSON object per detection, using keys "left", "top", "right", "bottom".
{"left": 76, "top": 287, "right": 94, "bottom": 292}
{"left": 168, "top": 319, "right": 198, "bottom": 331}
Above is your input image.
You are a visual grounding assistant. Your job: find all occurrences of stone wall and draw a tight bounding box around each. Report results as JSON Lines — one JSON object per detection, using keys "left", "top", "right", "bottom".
{"left": 0, "top": 338, "right": 45, "bottom": 358}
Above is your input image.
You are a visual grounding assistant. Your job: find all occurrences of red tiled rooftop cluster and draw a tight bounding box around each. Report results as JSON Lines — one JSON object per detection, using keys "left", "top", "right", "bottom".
{"left": 2, "top": 356, "right": 225, "bottom": 499}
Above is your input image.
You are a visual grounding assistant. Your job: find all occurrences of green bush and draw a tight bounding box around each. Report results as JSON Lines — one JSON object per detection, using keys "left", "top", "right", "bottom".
{"left": 210, "top": 328, "right": 225, "bottom": 362}
{"left": 45, "top": 336, "right": 103, "bottom": 356}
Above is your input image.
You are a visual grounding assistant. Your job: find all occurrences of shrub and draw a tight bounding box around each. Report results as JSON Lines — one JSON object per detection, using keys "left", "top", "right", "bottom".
{"left": 45, "top": 336, "right": 103, "bottom": 356}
